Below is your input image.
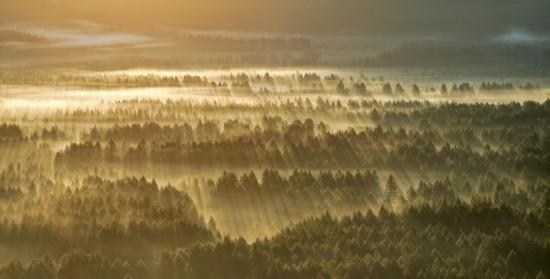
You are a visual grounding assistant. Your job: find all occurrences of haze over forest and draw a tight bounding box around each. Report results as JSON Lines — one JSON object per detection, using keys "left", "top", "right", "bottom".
{"left": 0, "top": 1, "right": 549, "bottom": 278}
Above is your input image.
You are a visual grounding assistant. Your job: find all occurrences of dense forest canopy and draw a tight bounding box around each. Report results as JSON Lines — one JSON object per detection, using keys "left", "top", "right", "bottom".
{"left": 1, "top": 0, "right": 550, "bottom": 275}
{"left": 0, "top": 67, "right": 549, "bottom": 278}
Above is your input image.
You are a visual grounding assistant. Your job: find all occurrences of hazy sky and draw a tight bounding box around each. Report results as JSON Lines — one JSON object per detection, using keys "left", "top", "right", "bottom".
{"left": 1, "top": 0, "right": 549, "bottom": 68}
{"left": 1, "top": 0, "right": 549, "bottom": 36}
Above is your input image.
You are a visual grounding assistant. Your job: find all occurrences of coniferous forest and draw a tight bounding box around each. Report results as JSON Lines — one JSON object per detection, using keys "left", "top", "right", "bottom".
{"left": 0, "top": 70, "right": 549, "bottom": 278}
{"left": 1, "top": 0, "right": 550, "bottom": 278}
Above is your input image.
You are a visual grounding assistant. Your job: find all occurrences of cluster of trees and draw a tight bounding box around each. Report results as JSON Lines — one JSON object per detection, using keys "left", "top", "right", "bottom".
{"left": 29, "top": 126, "right": 66, "bottom": 141}
{"left": 479, "top": 82, "right": 541, "bottom": 92}
{"left": 32, "top": 74, "right": 217, "bottom": 88}
{"left": 2, "top": 133, "right": 550, "bottom": 277}
{"left": 0, "top": 155, "right": 550, "bottom": 278}
{"left": 382, "top": 82, "right": 403, "bottom": 94}
{"left": 480, "top": 82, "right": 515, "bottom": 91}
{"left": 83, "top": 123, "right": 196, "bottom": 142}
{"left": 0, "top": 172, "right": 217, "bottom": 262}
{"left": 297, "top": 73, "right": 321, "bottom": 84}
{"left": 0, "top": 123, "right": 23, "bottom": 139}
{"left": 0, "top": 71, "right": 324, "bottom": 91}
{"left": 23, "top": 99, "right": 547, "bottom": 134}
{"left": 5, "top": 100, "right": 550, "bottom": 179}
{"left": 336, "top": 80, "right": 538, "bottom": 97}
{"left": 3, "top": 70, "right": 542, "bottom": 98}
{"left": 197, "top": 164, "right": 550, "bottom": 235}
{"left": 450, "top": 83, "right": 475, "bottom": 94}
{"left": 0, "top": 185, "right": 23, "bottom": 200}
{"left": 55, "top": 118, "right": 550, "bottom": 179}
{"left": 381, "top": 100, "right": 550, "bottom": 128}
{"left": 0, "top": 198, "right": 547, "bottom": 279}
{"left": 336, "top": 80, "right": 369, "bottom": 95}
{"left": 206, "top": 169, "right": 381, "bottom": 213}
{"left": 6, "top": 97, "right": 547, "bottom": 128}
{"left": 519, "top": 83, "right": 541, "bottom": 90}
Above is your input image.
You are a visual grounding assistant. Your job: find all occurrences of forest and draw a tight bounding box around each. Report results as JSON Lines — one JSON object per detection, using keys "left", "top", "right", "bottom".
{"left": 0, "top": 67, "right": 549, "bottom": 279}
{"left": 2, "top": 0, "right": 550, "bottom": 275}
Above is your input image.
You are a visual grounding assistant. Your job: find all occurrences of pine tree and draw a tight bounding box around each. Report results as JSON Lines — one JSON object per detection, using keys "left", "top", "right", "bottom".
{"left": 441, "top": 83, "right": 448, "bottom": 95}
{"left": 385, "top": 175, "right": 398, "bottom": 203}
